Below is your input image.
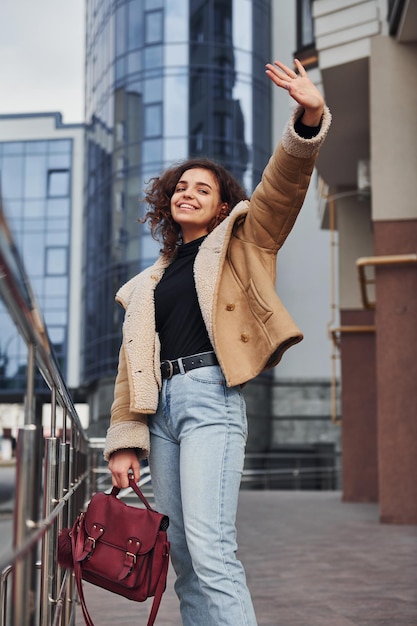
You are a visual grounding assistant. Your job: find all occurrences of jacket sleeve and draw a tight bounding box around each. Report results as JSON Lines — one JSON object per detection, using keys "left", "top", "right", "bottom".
{"left": 241, "top": 105, "right": 331, "bottom": 251}
{"left": 103, "top": 343, "right": 150, "bottom": 461}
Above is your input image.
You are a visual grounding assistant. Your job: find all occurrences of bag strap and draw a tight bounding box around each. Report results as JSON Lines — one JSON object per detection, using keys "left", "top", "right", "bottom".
{"left": 73, "top": 543, "right": 169, "bottom": 626}
{"left": 110, "top": 477, "right": 154, "bottom": 510}
{"left": 71, "top": 518, "right": 95, "bottom": 626}
{"left": 146, "top": 541, "right": 170, "bottom": 626}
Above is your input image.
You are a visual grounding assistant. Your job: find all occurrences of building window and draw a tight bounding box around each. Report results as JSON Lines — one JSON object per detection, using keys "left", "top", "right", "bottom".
{"left": 213, "top": 59, "right": 234, "bottom": 100}
{"left": 116, "top": 122, "right": 125, "bottom": 143}
{"left": 47, "top": 169, "right": 70, "bottom": 198}
{"left": 190, "top": 125, "right": 204, "bottom": 154}
{"left": 128, "top": 1, "right": 142, "bottom": 50}
{"left": 144, "top": 103, "right": 162, "bottom": 138}
{"left": 45, "top": 247, "right": 68, "bottom": 275}
{"left": 297, "top": 0, "right": 315, "bottom": 49}
{"left": 214, "top": 3, "right": 232, "bottom": 43}
{"left": 214, "top": 113, "right": 233, "bottom": 157}
{"left": 145, "top": 10, "right": 163, "bottom": 45}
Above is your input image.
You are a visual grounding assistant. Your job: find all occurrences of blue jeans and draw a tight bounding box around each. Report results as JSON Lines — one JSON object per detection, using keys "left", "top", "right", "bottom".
{"left": 148, "top": 365, "right": 257, "bottom": 626}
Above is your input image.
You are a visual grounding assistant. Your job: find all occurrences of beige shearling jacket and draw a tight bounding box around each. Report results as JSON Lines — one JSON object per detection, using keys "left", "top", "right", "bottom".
{"left": 104, "top": 105, "right": 331, "bottom": 461}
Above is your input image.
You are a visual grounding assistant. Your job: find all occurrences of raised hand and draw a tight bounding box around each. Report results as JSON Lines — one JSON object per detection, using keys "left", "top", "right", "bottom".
{"left": 265, "top": 58, "right": 325, "bottom": 127}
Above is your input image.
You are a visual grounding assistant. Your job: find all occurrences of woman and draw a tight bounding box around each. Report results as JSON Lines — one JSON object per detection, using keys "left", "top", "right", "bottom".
{"left": 105, "top": 59, "right": 331, "bottom": 625}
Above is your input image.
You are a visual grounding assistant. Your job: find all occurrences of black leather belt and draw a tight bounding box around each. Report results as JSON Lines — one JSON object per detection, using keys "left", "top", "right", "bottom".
{"left": 161, "top": 351, "right": 218, "bottom": 379}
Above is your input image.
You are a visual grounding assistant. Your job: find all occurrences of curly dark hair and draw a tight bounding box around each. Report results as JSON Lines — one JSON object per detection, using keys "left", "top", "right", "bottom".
{"left": 141, "top": 158, "right": 248, "bottom": 258}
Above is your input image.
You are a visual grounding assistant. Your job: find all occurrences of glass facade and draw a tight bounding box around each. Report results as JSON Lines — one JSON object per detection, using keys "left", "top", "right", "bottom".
{"left": 83, "top": 0, "right": 272, "bottom": 384}
{"left": 0, "top": 138, "right": 72, "bottom": 395}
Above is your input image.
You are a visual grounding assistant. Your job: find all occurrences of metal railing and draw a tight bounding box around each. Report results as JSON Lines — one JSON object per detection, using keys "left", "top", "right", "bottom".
{"left": 243, "top": 449, "right": 341, "bottom": 491}
{"left": 356, "top": 253, "right": 417, "bottom": 309}
{"left": 0, "top": 200, "right": 94, "bottom": 626}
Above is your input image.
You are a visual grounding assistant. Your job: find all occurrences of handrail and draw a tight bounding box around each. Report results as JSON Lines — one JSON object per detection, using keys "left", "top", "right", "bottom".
{"left": 329, "top": 325, "right": 376, "bottom": 349}
{"left": 0, "top": 194, "right": 92, "bottom": 626}
{"left": 357, "top": 253, "right": 417, "bottom": 309}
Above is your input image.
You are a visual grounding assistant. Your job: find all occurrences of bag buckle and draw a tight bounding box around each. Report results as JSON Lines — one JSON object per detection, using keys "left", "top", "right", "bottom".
{"left": 86, "top": 536, "right": 96, "bottom": 550}
{"left": 126, "top": 551, "right": 137, "bottom": 565}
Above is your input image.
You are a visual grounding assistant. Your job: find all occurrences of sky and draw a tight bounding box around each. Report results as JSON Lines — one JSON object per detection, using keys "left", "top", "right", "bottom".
{"left": 0, "top": 0, "right": 85, "bottom": 124}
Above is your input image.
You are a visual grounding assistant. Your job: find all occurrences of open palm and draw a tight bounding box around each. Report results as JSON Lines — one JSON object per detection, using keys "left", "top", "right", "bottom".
{"left": 265, "top": 59, "right": 324, "bottom": 126}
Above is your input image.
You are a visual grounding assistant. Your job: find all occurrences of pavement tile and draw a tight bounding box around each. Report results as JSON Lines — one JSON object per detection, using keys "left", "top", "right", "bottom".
{"left": 75, "top": 490, "right": 417, "bottom": 626}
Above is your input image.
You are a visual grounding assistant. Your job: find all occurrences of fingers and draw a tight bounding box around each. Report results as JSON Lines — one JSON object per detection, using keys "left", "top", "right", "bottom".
{"left": 293, "top": 58, "right": 307, "bottom": 77}
{"left": 108, "top": 449, "right": 141, "bottom": 488}
{"left": 265, "top": 58, "right": 305, "bottom": 91}
{"left": 273, "top": 59, "right": 298, "bottom": 79}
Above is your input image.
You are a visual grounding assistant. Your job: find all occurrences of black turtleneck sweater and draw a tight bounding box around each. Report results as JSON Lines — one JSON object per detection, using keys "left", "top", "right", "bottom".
{"left": 155, "top": 236, "right": 212, "bottom": 361}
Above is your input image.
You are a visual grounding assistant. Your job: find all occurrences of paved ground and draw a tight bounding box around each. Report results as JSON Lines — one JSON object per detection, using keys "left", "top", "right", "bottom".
{"left": 75, "top": 490, "right": 417, "bottom": 626}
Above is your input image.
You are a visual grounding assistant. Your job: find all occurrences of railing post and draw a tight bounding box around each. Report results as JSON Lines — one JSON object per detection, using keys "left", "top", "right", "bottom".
{"left": 12, "top": 423, "right": 43, "bottom": 626}
{"left": 59, "top": 436, "right": 71, "bottom": 626}
{"left": 40, "top": 435, "right": 60, "bottom": 626}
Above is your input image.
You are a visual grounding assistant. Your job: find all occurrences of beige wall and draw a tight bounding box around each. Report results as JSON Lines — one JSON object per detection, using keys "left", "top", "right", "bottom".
{"left": 338, "top": 195, "right": 374, "bottom": 309}
{"left": 370, "top": 37, "right": 417, "bottom": 221}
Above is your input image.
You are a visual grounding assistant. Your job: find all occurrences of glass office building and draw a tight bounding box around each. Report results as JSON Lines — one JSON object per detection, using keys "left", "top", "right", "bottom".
{"left": 83, "top": 0, "right": 272, "bottom": 388}
{"left": 0, "top": 114, "right": 85, "bottom": 399}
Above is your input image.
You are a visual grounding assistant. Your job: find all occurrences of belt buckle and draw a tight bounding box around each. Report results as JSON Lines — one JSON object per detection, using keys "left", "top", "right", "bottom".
{"left": 161, "top": 360, "right": 174, "bottom": 379}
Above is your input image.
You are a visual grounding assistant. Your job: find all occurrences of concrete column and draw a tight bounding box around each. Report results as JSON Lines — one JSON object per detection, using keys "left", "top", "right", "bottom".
{"left": 336, "top": 197, "right": 378, "bottom": 501}
{"left": 340, "top": 309, "right": 378, "bottom": 502}
{"left": 373, "top": 222, "right": 417, "bottom": 523}
{"left": 371, "top": 37, "right": 417, "bottom": 523}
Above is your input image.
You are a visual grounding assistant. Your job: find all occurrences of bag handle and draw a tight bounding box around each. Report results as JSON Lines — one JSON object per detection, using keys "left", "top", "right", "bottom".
{"left": 110, "top": 477, "right": 154, "bottom": 510}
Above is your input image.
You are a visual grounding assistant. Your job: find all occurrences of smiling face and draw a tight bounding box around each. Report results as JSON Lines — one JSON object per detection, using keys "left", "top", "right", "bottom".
{"left": 170, "top": 167, "right": 225, "bottom": 243}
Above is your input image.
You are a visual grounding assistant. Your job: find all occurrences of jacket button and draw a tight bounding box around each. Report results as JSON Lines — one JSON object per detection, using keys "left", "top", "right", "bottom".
{"left": 240, "top": 333, "right": 249, "bottom": 343}
{"left": 226, "top": 303, "right": 235, "bottom": 311}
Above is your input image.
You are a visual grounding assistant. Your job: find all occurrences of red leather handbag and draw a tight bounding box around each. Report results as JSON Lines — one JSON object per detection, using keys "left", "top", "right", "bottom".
{"left": 58, "top": 478, "right": 170, "bottom": 626}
